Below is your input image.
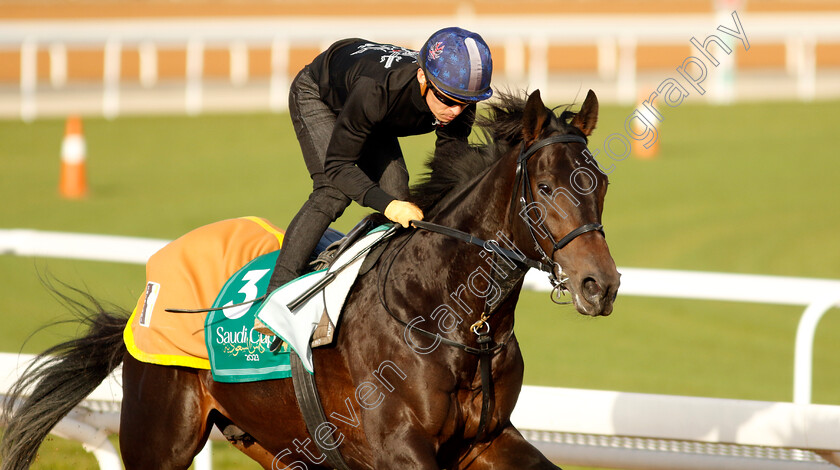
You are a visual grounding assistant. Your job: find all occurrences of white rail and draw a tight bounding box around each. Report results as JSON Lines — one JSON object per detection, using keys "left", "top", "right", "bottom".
{"left": 3, "top": 228, "right": 838, "bottom": 404}
{"left": 512, "top": 386, "right": 840, "bottom": 470}
{"left": 524, "top": 268, "right": 840, "bottom": 405}
{"left": 2, "top": 12, "right": 840, "bottom": 119}
{"left": 1, "top": 228, "right": 839, "bottom": 469}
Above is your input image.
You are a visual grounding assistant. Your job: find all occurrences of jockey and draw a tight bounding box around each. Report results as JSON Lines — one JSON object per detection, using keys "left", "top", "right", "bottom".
{"left": 266, "top": 27, "right": 494, "bottom": 298}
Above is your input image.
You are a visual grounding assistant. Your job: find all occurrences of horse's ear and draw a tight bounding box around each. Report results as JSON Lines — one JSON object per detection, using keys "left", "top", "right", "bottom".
{"left": 571, "top": 89, "right": 599, "bottom": 136}
{"left": 522, "top": 89, "right": 548, "bottom": 145}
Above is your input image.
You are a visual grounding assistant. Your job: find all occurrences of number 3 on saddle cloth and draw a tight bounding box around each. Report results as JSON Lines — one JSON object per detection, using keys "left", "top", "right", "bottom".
{"left": 123, "top": 216, "right": 383, "bottom": 383}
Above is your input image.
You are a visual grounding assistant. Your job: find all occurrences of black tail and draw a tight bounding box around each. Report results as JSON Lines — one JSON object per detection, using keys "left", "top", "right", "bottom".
{"left": 0, "top": 286, "right": 129, "bottom": 470}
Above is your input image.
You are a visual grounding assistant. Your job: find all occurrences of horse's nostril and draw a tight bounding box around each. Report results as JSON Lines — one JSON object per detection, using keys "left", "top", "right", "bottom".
{"left": 582, "top": 277, "right": 601, "bottom": 298}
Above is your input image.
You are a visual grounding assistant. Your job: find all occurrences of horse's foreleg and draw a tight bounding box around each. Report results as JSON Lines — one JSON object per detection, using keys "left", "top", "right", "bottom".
{"left": 211, "top": 412, "right": 280, "bottom": 469}
{"left": 462, "top": 425, "right": 561, "bottom": 469}
{"left": 119, "top": 353, "right": 213, "bottom": 470}
{"left": 224, "top": 438, "right": 278, "bottom": 469}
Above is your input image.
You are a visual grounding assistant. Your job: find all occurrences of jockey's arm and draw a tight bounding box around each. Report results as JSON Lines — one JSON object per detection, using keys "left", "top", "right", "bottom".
{"left": 322, "top": 79, "right": 396, "bottom": 214}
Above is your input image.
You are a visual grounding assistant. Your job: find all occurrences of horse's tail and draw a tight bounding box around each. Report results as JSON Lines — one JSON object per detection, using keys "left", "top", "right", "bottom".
{"left": 0, "top": 285, "right": 129, "bottom": 470}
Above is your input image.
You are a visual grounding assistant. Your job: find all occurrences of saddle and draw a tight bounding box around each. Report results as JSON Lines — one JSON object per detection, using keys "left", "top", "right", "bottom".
{"left": 311, "top": 214, "right": 393, "bottom": 273}
{"left": 253, "top": 215, "right": 384, "bottom": 340}
{"left": 310, "top": 215, "right": 376, "bottom": 271}
{"left": 308, "top": 216, "right": 386, "bottom": 346}
{"left": 254, "top": 217, "right": 396, "bottom": 371}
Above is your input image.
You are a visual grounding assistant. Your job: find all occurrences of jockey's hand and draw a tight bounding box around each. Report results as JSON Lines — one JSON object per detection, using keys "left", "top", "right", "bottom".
{"left": 384, "top": 200, "right": 423, "bottom": 228}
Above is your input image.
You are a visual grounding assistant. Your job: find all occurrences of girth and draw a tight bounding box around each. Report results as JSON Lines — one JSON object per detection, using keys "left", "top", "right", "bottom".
{"left": 290, "top": 354, "right": 352, "bottom": 470}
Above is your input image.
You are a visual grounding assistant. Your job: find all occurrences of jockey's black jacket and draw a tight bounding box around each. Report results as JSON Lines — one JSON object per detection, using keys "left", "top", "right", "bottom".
{"left": 307, "top": 38, "right": 476, "bottom": 213}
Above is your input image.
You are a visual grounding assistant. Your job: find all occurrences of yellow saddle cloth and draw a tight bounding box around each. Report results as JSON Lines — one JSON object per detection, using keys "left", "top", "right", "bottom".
{"left": 123, "top": 216, "right": 284, "bottom": 369}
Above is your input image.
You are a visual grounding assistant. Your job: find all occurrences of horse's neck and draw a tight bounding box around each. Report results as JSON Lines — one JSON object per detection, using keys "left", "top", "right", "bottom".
{"left": 401, "top": 149, "right": 523, "bottom": 341}
{"left": 432, "top": 150, "right": 518, "bottom": 240}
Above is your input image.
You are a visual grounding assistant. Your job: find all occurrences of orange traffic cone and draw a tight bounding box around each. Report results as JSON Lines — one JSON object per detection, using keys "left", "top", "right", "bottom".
{"left": 631, "top": 95, "right": 660, "bottom": 160}
{"left": 59, "top": 115, "right": 88, "bottom": 198}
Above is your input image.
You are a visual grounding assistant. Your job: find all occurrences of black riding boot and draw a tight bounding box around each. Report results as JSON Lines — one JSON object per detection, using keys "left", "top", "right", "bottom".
{"left": 259, "top": 187, "right": 350, "bottom": 344}
{"left": 268, "top": 185, "right": 352, "bottom": 288}
{"left": 268, "top": 205, "right": 333, "bottom": 292}
{"left": 257, "top": 204, "right": 331, "bottom": 343}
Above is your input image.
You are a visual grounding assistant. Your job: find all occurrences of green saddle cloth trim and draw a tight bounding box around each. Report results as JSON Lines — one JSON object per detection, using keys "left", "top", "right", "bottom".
{"left": 205, "top": 250, "right": 292, "bottom": 383}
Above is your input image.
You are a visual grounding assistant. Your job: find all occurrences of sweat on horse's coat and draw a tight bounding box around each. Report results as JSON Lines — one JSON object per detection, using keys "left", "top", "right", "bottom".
{"left": 123, "top": 216, "right": 284, "bottom": 369}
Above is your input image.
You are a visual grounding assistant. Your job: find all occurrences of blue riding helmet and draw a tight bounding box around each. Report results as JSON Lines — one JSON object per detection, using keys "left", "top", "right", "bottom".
{"left": 420, "top": 27, "right": 493, "bottom": 103}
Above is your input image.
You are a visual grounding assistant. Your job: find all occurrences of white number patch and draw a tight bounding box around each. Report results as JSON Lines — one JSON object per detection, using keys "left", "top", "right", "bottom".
{"left": 223, "top": 269, "right": 269, "bottom": 320}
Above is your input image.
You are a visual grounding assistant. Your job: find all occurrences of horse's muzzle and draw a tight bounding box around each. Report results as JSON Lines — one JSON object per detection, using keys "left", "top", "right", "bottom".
{"left": 571, "top": 270, "right": 620, "bottom": 317}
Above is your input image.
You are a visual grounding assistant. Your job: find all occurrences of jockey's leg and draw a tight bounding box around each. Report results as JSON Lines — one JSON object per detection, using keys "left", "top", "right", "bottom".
{"left": 258, "top": 66, "right": 338, "bottom": 339}
{"left": 267, "top": 185, "right": 350, "bottom": 292}
{"left": 257, "top": 185, "right": 349, "bottom": 340}
{"left": 267, "top": 63, "right": 337, "bottom": 293}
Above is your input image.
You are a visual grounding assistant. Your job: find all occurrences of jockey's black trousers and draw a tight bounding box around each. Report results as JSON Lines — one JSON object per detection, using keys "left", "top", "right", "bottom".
{"left": 268, "top": 67, "right": 409, "bottom": 291}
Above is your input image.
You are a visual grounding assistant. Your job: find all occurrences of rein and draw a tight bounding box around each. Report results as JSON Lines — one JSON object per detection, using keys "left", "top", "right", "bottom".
{"left": 378, "top": 131, "right": 607, "bottom": 450}
{"left": 410, "top": 220, "right": 552, "bottom": 274}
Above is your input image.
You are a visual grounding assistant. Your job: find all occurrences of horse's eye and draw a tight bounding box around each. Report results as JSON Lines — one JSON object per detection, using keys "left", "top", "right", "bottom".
{"left": 537, "top": 183, "right": 552, "bottom": 193}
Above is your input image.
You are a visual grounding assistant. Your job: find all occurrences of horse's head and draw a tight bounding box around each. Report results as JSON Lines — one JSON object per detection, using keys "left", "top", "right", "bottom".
{"left": 514, "top": 89, "right": 619, "bottom": 316}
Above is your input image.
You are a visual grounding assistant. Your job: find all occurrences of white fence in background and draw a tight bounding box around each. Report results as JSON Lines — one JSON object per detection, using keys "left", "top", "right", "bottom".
{"left": 1, "top": 228, "right": 839, "bottom": 469}
{"left": 2, "top": 12, "right": 840, "bottom": 120}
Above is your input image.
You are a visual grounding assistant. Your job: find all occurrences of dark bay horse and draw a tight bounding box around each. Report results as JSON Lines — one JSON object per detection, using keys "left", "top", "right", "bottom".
{"left": 1, "top": 89, "right": 619, "bottom": 469}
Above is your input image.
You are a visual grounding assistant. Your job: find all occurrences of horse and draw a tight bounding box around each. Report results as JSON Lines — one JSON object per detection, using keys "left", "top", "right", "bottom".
{"left": 1, "top": 89, "right": 619, "bottom": 470}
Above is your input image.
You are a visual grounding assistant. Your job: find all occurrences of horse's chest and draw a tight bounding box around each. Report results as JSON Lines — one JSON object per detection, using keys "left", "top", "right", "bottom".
{"left": 449, "top": 355, "right": 522, "bottom": 439}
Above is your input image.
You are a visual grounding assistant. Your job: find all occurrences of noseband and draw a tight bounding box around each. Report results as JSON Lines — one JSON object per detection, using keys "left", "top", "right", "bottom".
{"left": 513, "top": 133, "right": 605, "bottom": 299}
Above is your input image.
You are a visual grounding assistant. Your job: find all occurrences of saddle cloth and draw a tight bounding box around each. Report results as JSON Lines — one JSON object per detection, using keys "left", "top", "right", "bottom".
{"left": 204, "top": 249, "right": 293, "bottom": 382}
{"left": 255, "top": 225, "right": 392, "bottom": 374}
{"left": 123, "top": 216, "right": 285, "bottom": 369}
{"left": 123, "top": 215, "right": 389, "bottom": 378}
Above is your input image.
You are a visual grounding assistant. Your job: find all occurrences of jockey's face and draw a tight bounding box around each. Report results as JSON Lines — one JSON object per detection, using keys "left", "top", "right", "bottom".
{"left": 417, "top": 69, "right": 468, "bottom": 125}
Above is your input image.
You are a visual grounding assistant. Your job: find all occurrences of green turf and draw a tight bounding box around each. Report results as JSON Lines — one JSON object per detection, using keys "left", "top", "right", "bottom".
{"left": 1, "top": 99, "right": 839, "bottom": 469}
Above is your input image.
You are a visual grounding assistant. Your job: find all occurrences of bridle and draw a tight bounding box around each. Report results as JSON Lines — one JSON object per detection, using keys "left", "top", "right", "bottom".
{"left": 512, "top": 133, "right": 605, "bottom": 302}
{"left": 409, "top": 132, "right": 606, "bottom": 303}
{"left": 378, "top": 131, "right": 607, "bottom": 450}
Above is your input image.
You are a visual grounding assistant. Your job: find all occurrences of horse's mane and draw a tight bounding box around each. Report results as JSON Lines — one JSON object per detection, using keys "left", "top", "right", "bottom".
{"left": 409, "top": 90, "right": 578, "bottom": 212}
